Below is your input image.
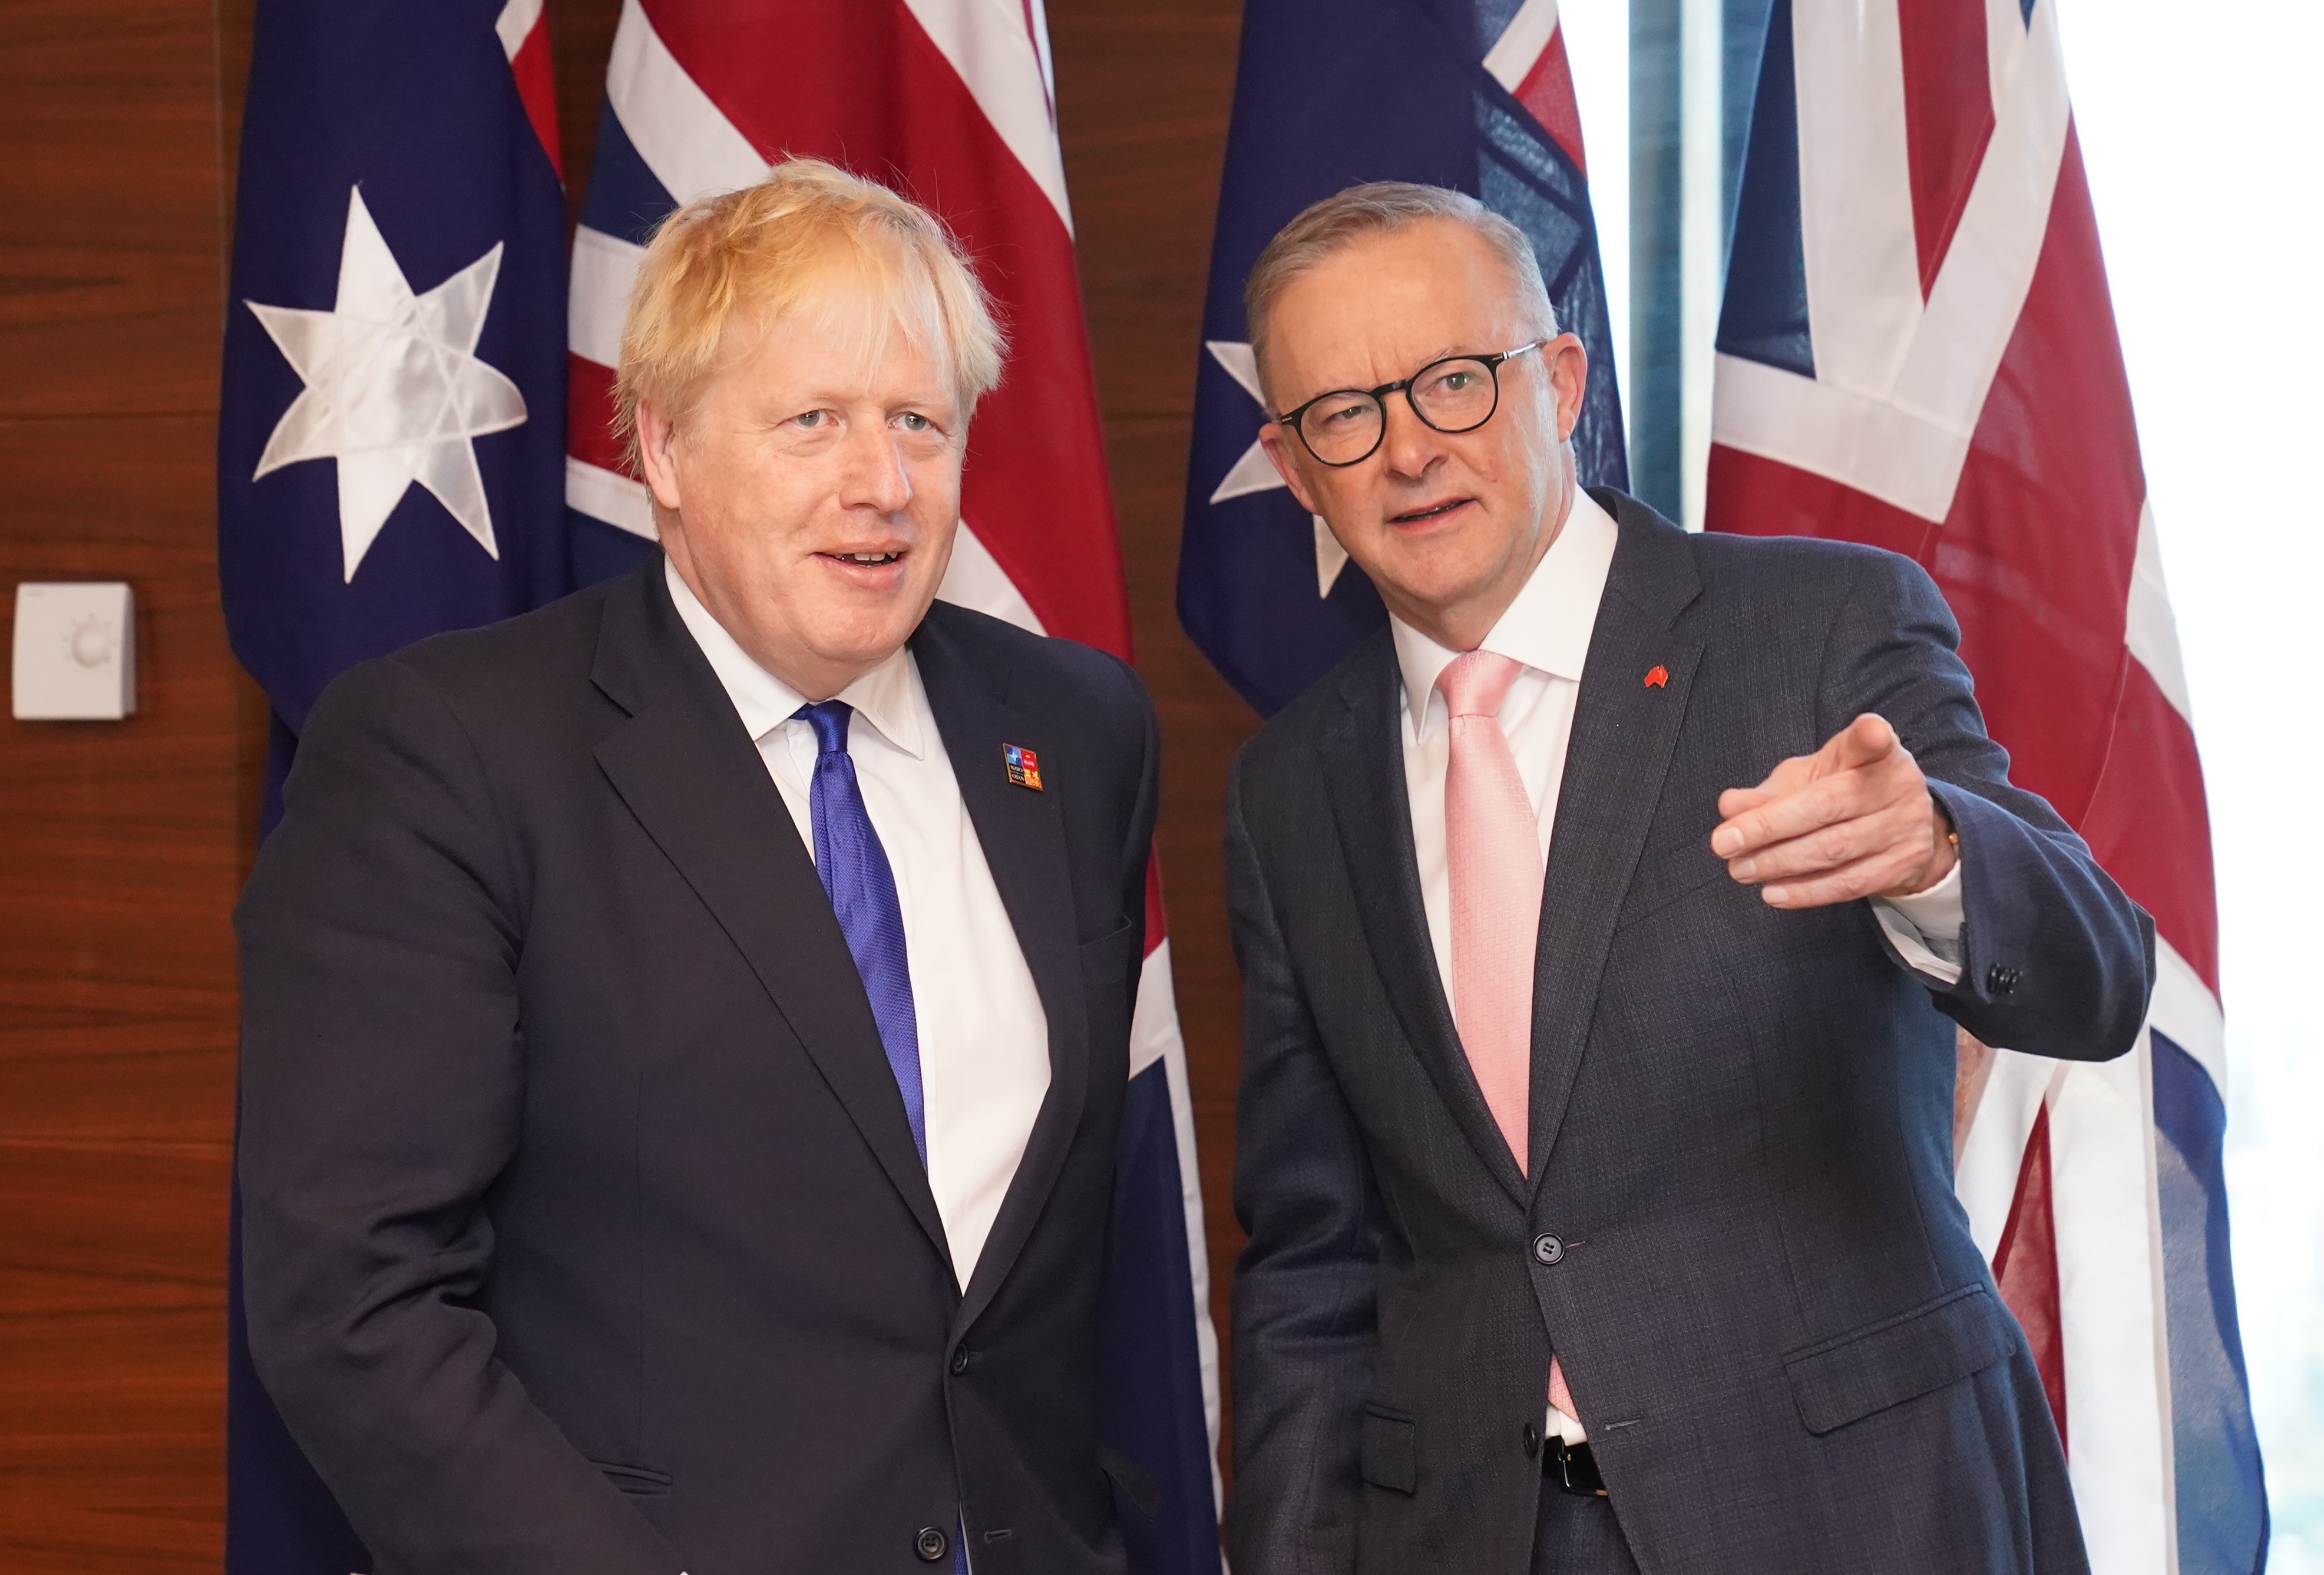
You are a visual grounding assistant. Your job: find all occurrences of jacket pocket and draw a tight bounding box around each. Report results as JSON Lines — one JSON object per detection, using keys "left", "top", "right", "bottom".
{"left": 1358, "top": 1405, "right": 1417, "bottom": 1495}
{"left": 1096, "top": 1443, "right": 1160, "bottom": 1517}
{"left": 1613, "top": 836, "right": 1729, "bottom": 932}
{"left": 590, "top": 1460, "right": 673, "bottom": 1498}
{"left": 1079, "top": 920, "right": 1138, "bottom": 987}
{"left": 1781, "top": 1283, "right": 2016, "bottom": 1435}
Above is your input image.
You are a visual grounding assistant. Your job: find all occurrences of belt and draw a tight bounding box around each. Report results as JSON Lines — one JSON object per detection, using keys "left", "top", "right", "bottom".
{"left": 1542, "top": 1436, "right": 1608, "bottom": 1497}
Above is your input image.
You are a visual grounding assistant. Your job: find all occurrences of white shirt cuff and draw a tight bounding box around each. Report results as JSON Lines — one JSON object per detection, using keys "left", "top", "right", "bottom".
{"left": 1870, "top": 859, "right": 1965, "bottom": 986}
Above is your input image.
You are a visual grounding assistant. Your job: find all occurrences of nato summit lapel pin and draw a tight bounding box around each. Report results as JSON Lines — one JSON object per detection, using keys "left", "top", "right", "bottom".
{"left": 1003, "top": 742, "right": 1044, "bottom": 791}
{"left": 1644, "top": 664, "right": 1670, "bottom": 689}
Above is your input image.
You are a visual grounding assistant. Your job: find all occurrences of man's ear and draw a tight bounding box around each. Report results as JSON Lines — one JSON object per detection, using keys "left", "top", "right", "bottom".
{"left": 1259, "top": 423, "right": 1321, "bottom": 516}
{"left": 1544, "top": 333, "right": 1589, "bottom": 444}
{"left": 634, "top": 399, "right": 686, "bottom": 511}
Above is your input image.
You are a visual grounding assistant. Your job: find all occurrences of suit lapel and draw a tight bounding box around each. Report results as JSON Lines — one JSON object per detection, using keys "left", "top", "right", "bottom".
{"left": 1527, "top": 497, "right": 1704, "bottom": 1195}
{"left": 910, "top": 606, "right": 1088, "bottom": 1330}
{"left": 1321, "top": 633, "right": 1530, "bottom": 1208}
{"left": 588, "top": 563, "right": 952, "bottom": 1268}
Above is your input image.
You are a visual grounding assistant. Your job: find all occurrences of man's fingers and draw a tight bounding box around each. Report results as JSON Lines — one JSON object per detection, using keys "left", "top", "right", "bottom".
{"left": 1714, "top": 773, "right": 1866, "bottom": 859}
{"left": 1717, "top": 718, "right": 1920, "bottom": 863}
{"left": 1757, "top": 843, "right": 1928, "bottom": 910}
{"left": 1718, "top": 757, "right": 1813, "bottom": 841}
{"left": 1723, "top": 798, "right": 1927, "bottom": 884}
{"left": 1715, "top": 715, "right": 1935, "bottom": 898}
{"left": 1748, "top": 752, "right": 1817, "bottom": 798}
{"left": 1822, "top": 713, "right": 1899, "bottom": 774}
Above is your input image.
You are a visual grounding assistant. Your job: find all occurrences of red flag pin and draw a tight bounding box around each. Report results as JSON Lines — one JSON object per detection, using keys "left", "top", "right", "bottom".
{"left": 1644, "top": 665, "right": 1668, "bottom": 689}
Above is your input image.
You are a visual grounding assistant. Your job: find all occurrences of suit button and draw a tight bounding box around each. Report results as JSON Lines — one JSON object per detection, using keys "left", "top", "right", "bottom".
{"left": 1532, "top": 1234, "right": 1565, "bottom": 1266}
{"left": 1522, "top": 1421, "right": 1542, "bottom": 1458}
{"left": 1987, "top": 963, "right": 2019, "bottom": 995}
{"left": 950, "top": 1347, "right": 972, "bottom": 1375}
{"left": 914, "top": 1526, "right": 950, "bottom": 1562}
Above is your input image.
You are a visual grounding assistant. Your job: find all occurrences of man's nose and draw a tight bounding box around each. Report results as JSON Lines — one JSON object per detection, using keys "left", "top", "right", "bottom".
{"left": 841, "top": 422, "right": 915, "bottom": 513}
{"left": 1377, "top": 392, "right": 1444, "bottom": 480}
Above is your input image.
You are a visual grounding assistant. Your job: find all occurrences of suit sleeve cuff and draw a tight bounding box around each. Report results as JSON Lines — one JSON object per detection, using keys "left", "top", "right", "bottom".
{"left": 1870, "top": 859, "right": 1965, "bottom": 986}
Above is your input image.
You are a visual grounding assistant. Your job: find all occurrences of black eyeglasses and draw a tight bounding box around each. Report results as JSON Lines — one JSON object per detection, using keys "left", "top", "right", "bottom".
{"left": 1272, "top": 340, "right": 1546, "bottom": 467}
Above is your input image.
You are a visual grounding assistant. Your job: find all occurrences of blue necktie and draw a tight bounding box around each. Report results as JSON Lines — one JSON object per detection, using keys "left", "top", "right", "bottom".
{"left": 796, "top": 702, "right": 967, "bottom": 1574}
{"left": 794, "top": 701, "right": 926, "bottom": 1164}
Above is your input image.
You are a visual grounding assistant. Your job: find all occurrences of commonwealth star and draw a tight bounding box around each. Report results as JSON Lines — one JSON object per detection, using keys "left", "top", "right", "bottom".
{"left": 247, "top": 186, "right": 527, "bottom": 581}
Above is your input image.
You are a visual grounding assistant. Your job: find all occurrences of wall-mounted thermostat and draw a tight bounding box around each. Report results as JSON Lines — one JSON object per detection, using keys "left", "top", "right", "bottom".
{"left": 12, "top": 582, "right": 137, "bottom": 721}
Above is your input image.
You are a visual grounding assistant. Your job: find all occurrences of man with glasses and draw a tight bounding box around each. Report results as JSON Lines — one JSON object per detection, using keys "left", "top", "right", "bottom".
{"left": 1222, "top": 183, "right": 2151, "bottom": 1574}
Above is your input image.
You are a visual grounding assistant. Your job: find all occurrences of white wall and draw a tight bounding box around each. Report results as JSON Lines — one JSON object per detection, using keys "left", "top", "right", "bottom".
{"left": 2058, "top": 1, "right": 2324, "bottom": 1563}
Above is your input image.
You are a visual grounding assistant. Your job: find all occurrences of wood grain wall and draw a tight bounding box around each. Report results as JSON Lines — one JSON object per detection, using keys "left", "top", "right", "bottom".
{"left": 0, "top": 0, "right": 254, "bottom": 1569}
{"left": 0, "top": 1, "right": 1254, "bottom": 1567}
{"left": 1049, "top": 0, "right": 1258, "bottom": 1465}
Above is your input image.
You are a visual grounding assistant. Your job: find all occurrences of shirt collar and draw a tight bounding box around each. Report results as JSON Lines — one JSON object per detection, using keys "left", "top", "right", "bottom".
{"left": 1389, "top": 486, "right": 1620, "bottom": 737}
{"left": 663, "top": 558, "right": 925, "bottom": 758}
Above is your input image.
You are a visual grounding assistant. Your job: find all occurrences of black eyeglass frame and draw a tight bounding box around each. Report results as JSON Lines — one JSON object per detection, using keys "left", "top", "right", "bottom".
{"left": 1271, "top": 339, "right": 1549, "bottom": 467}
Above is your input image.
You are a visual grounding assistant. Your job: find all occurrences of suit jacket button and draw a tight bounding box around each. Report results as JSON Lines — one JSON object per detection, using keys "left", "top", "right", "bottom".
{"left": 1987, "top": 963, "right": 2019, "bottom": 995}
{"left": 1522, "top": 1421, "right": 1542, "bottom": 1458}
{"left": 950, "top": 1347, "right": 972, "bottom": 1375}
{"left": 1532, "top": 1234, "right": 1564, "bottom": 1266}
{"left": 915, "top": 1526, "right": 950, "bottom": 1562}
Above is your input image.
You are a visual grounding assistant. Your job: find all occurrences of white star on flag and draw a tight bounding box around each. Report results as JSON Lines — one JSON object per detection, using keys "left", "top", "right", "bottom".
{"left": 248, "top": 187, "right": 526, "bottom": 582}
{"left": 1205, "top": 339, "right": 1351, "bottom": 597}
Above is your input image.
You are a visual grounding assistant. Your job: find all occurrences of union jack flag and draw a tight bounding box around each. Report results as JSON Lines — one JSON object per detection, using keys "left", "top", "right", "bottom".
{"left": 562, "top": 5, "right": 1224, "bottom": 1570}
{"left": 1708, "top": 2, "right": 2266, "bottom": 1569}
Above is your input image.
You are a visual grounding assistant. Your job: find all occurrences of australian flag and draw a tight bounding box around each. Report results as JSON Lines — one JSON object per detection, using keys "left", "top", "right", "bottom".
{"left": 219, "top": 0, "right": 568, "bottom": 738}
{"left": 216, "top": 1, "right": 567, "bottom": 1568}
{"left": 1178, "top": 0, "right": 1628, "bottom": 716}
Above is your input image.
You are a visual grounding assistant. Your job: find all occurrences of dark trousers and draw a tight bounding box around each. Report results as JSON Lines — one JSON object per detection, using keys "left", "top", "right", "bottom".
{"left": 1530, "top": 1485, "right": 1644, "bottom": 1574}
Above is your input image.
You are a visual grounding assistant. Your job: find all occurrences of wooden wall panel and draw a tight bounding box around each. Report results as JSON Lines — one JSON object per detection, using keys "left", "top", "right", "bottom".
{"left": 0, "top": 0, "right": 243, "bottom": 1567}
{"left": 1050, "top": 0, "right": 1258, "bottom": 1464}
{"left": 551, "top": 0, "right": 623, "bottom": 233}
{"left": 0, "top": 2, "right": 233, "bottom": 422}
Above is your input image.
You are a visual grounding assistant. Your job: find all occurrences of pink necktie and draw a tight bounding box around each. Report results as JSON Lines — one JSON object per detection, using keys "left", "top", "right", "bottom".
{"left": 1437, "top": 651, "right": 1579, "bottom": 1423}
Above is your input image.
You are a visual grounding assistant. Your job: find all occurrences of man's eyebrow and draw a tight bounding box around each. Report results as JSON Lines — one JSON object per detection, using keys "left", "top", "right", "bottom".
{"left": 757, "top": 384, "right": 953, "bottom": 410}
{"left": 1297, "top": 344, "right": 1480, "bottom": 399}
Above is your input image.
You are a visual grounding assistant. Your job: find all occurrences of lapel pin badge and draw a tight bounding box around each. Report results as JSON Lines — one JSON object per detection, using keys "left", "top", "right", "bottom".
{"left": 1644, "top": 664, "right": 1669, "bottom": 689}
{"left": 1003, "top": 742, "right": 1044, "bottom": 791}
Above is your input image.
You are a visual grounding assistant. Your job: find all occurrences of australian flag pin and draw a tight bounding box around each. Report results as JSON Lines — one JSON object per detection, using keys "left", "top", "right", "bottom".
{"left": 1003, "top": 742, "right": 1043, "bottom": 791}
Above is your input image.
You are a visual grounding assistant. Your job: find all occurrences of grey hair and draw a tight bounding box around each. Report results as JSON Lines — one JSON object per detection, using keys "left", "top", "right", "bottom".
{"left": 1244, "top": 183, "right": 1558, "bottom": 398}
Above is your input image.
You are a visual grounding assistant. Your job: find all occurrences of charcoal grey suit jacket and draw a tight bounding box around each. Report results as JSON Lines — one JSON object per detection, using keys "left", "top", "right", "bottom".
{"left": 237, "top": 559, "right": 1158, "bottom": 1574}
{"left": 1225, "top": 491, "right": 2154, "bottom": 1574}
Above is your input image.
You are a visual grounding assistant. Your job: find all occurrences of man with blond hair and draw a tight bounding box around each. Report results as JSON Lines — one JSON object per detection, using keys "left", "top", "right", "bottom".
{"left": 1223, "top": 182, "right": 2151, "bottom": 1573}
{"left": 238, "top": 160, "right": 1161, "bottom": 1574}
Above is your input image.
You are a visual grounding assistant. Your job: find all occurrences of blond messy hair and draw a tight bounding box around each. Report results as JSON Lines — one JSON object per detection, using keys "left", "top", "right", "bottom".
{"left": 614, "top": 159, "right": 1006, "bottom": 468}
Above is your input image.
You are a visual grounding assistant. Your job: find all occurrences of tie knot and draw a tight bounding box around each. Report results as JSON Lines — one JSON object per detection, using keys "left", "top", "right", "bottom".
{"left": 794, "top": 699, "right": 854, "bottom": 755}
{"left": 1436, "top": 649, "right": 1522, "bottom": 720}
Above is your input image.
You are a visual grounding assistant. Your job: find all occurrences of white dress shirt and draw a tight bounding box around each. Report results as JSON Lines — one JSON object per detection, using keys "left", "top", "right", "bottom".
{"left": 1386, "top": 491, "right": 1965, "bottom": 1442}
{"left": 667, "top": 563, "right": 1049, "bottom": 1289}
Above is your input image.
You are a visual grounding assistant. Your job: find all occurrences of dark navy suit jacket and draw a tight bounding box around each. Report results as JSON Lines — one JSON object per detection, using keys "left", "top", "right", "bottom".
{"left": 1225, "top": 492, "right": 2154, "bottom": 1574}
{"left": 237, "top": 559, "right": 1159, "bottom": 1574}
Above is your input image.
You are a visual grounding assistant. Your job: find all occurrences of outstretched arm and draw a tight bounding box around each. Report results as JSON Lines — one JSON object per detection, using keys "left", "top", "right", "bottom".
{"left": 1710, "top": 548, "right": 2154, "bottom": 1061}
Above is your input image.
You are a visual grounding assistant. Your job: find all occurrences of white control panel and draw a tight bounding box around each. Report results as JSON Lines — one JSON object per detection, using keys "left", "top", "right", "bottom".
{"left": 12, "top": 582, "right": 137, "bottom": 721}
